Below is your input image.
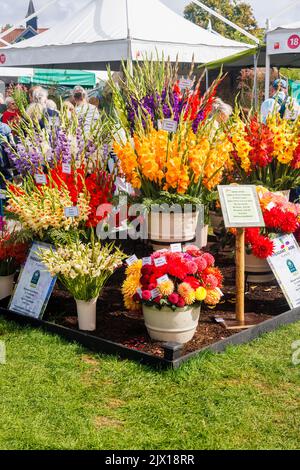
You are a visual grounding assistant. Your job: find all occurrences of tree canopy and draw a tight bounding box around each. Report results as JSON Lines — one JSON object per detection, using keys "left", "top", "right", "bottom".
{"left": 184, "top": 0, "right": 263, "bottom": 43}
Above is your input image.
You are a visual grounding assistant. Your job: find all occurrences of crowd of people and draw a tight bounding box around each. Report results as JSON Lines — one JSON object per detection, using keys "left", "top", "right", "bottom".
{"left": 0, "top": 84, "right": 101, "bottom": 187}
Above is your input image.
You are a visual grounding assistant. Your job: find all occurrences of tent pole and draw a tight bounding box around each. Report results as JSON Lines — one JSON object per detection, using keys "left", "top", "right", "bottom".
{"left": 253, "top": 53, "right": 258, "bottom": 109}
{"left": 125, "top": 0, "right": 133, "bottom": 76}
{"left": 265, "top": 53, "right": 271, "bottom": 100}
{"left": 205, "top": 68, "right": 209, "bottom": 91}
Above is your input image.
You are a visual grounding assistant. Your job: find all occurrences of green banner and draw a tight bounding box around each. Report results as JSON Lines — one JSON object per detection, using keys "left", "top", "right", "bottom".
{"left": 19, "top": 69, "right": 96, "bottom": 88}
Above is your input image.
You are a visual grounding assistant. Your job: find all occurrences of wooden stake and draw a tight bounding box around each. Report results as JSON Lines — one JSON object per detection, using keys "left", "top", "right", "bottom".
{"left": 236, "top": 228, "right": 245, "bottom": 324}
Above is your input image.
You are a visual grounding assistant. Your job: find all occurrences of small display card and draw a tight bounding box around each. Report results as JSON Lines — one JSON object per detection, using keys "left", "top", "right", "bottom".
{"left": 154, "top": 257, "right": 167, "bottom": 267}
{"left": 35, "top": 174, "right": 47, "bottom": 185}
{"left": 158, "top": 119, "right": 178, "bottom": 133}
{"left": 64, "top": 207, "right": 79, "bottom": 218}
{"left": 126, "top": 255, "right": 138, "bottom": 266}
{"left": 171, "top": 243, "right": 182, "bottom": 253}
{"left": 156, "top": 275, "right": 169, "bottom": 285}
{"left": 62, "top": 163, "right": 71, "bottom": 174}
{"left": 142, "top": 257, "right": 152, "bottom": 266}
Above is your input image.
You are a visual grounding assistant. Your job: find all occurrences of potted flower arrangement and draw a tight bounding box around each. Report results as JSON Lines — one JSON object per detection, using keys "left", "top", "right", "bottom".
{"left": 38, "top": 240, "right": 126, "bottom": 331}
{"left": 0, "top": 229, "right": 28, "bottom": 300}
{"left": 5, "top": 161, "right": 115, "bottom": 244}
{"left": 110, "top": 59, "right": 232, "bottom": 249}
{"left": 229, "top": 112, "right": 300, "bottom": 192}
{"left": 244, "top": 189, "right": 300, "bottom": 282}
{"left": 122, "top": 245, "right": 223, "bottom": 343}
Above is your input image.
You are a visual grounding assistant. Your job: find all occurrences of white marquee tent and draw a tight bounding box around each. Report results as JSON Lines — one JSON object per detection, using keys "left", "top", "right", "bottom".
{"left": 0, "top": 0, "right": 254, "bottom": 70}
{"left": 265, "top": 22, "right": 300, "bottom": 97}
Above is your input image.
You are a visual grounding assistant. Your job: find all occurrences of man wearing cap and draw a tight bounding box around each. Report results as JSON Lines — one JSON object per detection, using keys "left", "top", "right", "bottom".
{"left": 261, "top": 79, "right": 299, "bottom": 123}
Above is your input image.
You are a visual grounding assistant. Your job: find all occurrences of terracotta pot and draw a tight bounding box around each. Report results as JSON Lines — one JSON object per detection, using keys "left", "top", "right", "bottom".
{"left": 75, "top": 297, "right": 98, "bottom": 331}
{"left": 244, "top": 253, "right": 275, "bottom": 284}
{"left": 142, "top": 305, "right": 201, "bottom": 344}
{"left": 0, "top": 274, "right": 15, "bottom": 300}
{"left": 148, "top": 210, "right": 199, "bottom": 251}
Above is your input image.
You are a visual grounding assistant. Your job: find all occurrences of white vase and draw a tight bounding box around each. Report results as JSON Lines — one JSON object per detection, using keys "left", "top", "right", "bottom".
{"left": 196, "top": 224, "right": 208, "bottom": 248}
{"left": 75, "top": 297, "right": 98, "bottom": 331}
{"left": 244, "top": 253, "right": 275, "bottom": 284}
{"left": 148, "top": 210, "right": 200, "bottom": 251}
{"left": 0, "top": 274, "right": 15, "bottom": 300}
{"left": 142, "top": 305, "right": 201, "bottom": 344}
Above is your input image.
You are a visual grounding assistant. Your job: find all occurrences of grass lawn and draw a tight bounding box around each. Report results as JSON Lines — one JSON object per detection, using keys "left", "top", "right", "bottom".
{"left": 0, "top": 317, "right": 300, "bottom": 450}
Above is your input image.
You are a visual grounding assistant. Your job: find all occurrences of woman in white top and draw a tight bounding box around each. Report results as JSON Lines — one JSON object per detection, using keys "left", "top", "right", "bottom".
{"left": 71, "top": 86, "right": 100, "bottom": 135}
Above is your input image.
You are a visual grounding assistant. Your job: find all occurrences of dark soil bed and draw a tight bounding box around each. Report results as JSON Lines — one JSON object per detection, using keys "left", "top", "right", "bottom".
{"left": 37, "top": 265, "right": 287, "bottom": 359}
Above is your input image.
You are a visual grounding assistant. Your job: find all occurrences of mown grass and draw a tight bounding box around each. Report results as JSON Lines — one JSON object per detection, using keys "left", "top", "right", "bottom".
{"left": 0, "top": 317, "right": 300, "bottom": 450}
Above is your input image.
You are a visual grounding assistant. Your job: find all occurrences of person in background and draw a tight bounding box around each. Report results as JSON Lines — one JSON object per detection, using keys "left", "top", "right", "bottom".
{"left": 1, "top": 97, "right": 20, "bottom": 126}
{"left": 211, "top": 98, "right": 233, "bottom": 126}
{"left": 0, "top": 122, "right": 14, "bottom": 187}
{"left": 261, "top": 79, "right": 299, "bottom": 123}
{"left": 89, "top": 96, "right": 100, "bottom": 109}
{"left": 63, "top": 100, "right": 76, "bottom": 119}
{"left": 26, "top": 103, "right": 45, "bottom": 127}
{"left": 0, "top": 93, "right": 6, "bottom": 117}
{"left": 72, "top": 86, "right": 99, "bottom": 134}
{"left": 45, "top": 99, "right": 60, "bottom": 126}
{"left": 28, "top": 85, "right": 43, "bottom": 105}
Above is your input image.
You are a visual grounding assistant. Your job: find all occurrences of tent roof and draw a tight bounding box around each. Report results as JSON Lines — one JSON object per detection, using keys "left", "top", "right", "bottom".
{"left": 0, "top": 0, "right": 254, "bottom": 70}
{"left": 270, "top": 22, "right": 300, "bottom": 32}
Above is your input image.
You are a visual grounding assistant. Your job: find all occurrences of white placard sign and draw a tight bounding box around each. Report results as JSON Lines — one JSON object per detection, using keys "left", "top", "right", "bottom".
{"left": 34, "top": 174, "right": 47, "bottom": 185}
{"left": 218, "top": 185, "right": 265, "bottom": 228}
{"left": 158, "top": 119, "right": 178, "bottom": 133}
{"left": 9, "top": 242, "right": 57, "bottom": 319}
{"left": 62, "top": 163, "right": 71, "bottom": 174}
{"left": 171, "top": 243, "right": 182, "bottom": 253}
{"left": 154, "top": 257, "right": 167, "bottom": 267}
{"left": 126, "top": 255, "right": 138, "bottom": 266}
{"left": 179, "top": 78, "right": 193, "bottom": 91}
{"left": 267, "top": 234, "right": 300, "bottom": 309}
{"left": 64, "top": 207, "right": 79, "bottom": 218}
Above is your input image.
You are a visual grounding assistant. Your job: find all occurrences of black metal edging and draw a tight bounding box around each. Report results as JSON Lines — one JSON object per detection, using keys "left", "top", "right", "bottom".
{"left": 1, "top": 306, "right": 300, "bottom": 370}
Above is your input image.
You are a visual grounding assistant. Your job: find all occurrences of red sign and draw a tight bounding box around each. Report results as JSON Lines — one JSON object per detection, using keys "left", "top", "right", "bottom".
{"left": 287, "top": 34, "right": 300, "bottom": 49}
{"left": 0, "top": 54, "right": 6, "bottom": 64}
{"left": 274, "top": 42, "right": 280, "bottom": 50}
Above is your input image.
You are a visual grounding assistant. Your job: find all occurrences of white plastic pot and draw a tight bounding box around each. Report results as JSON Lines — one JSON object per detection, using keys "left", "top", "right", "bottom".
{"left": 244, "top": 253, "right": 275, "bottom": 284}
{"left": 142, "top": 305, "right": 201, "bottom": 344}
{"left": 0, "top": 274, "right": 15, "bottom": 300}
{"left": 148, "top": 210, "right": 199, "bottom": 251}
{"left": 75, "top": 297, "right": 98, "bottom": 331}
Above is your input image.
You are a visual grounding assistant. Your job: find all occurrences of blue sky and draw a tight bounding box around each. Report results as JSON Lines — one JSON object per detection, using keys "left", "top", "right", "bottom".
{"left": 1, "top": 0, "right": 299, "bottom": 29}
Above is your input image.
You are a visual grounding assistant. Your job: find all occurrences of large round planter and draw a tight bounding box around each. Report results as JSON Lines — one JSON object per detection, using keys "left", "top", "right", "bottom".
{"left": 75, "top": 297, "right": 98, "bottom": 331}
{"left": 245, "top": 253, "right": 275, "bottom": 284}
{"left": 142, "top": 305, "right": 201, "bottom": 344}
{"left": 196, "top": 224, "right": 208, "bottom": 248}
{"left": 148, "top": 210, "right": 199, "bottom": 251}
{"left": 0, "top": 274, "right": 15, "bottom": 300}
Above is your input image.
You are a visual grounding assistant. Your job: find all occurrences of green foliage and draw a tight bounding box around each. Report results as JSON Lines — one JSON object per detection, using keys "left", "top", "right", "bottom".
{"left": 0, "top": 318, "right": 300, "bottom": 449}
{"left": 184, "top": 0, "right": 261, "bottom": 43}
